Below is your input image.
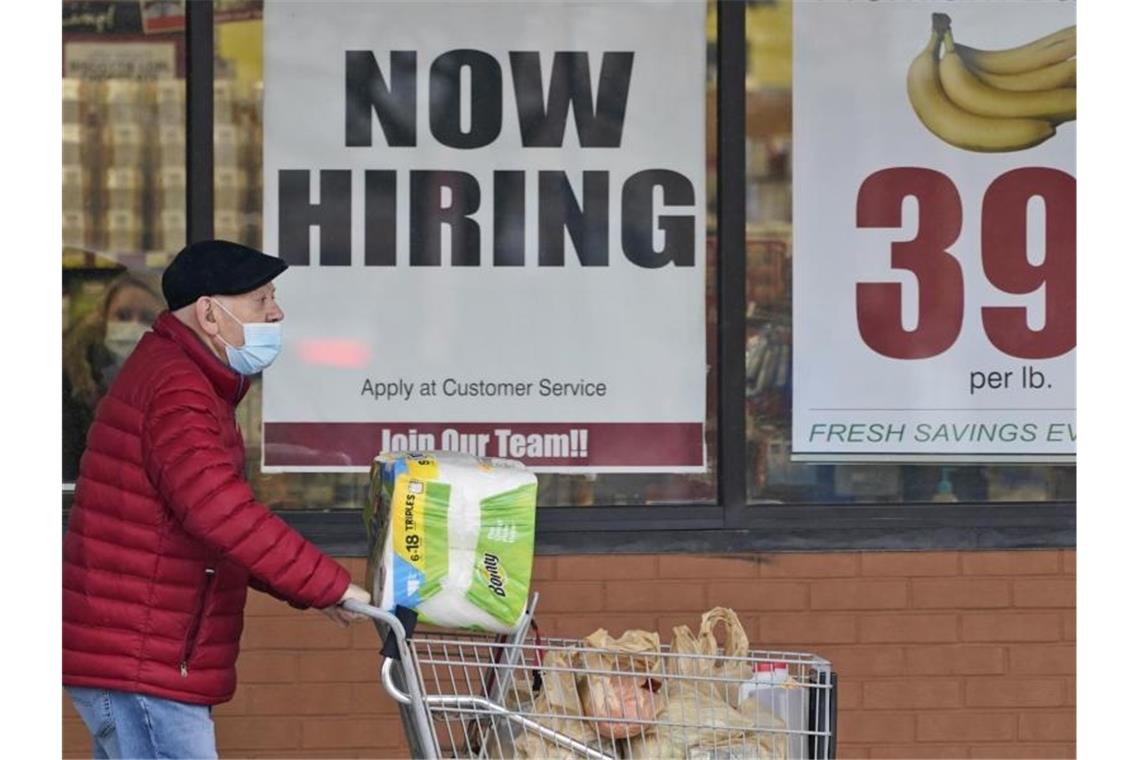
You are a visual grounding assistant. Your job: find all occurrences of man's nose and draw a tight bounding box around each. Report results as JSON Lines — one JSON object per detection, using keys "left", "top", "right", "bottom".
{"left": 268, "top": 302, "right": 285, "bottom": 322}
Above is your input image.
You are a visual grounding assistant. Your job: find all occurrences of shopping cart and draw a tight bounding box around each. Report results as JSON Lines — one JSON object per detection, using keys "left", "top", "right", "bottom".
{"left": 344, "top": 596, "right": 837, "bottom": 759}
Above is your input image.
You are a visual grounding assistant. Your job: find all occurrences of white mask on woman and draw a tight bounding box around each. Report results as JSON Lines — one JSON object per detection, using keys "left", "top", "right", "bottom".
{"left": 104, "top": 320, "right": 149, "bottom": 363}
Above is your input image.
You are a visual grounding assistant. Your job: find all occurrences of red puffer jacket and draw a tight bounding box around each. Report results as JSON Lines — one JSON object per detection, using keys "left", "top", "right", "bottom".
{"left": 63, "top": 311, "right": 351, "bottom": 705}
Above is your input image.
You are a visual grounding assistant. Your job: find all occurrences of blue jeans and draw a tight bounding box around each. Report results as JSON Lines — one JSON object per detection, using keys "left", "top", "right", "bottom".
{"left": 66, "top": 687, "right": 217, "bottom": 759}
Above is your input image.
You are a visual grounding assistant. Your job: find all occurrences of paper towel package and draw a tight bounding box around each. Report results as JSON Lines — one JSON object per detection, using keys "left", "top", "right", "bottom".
{"left": 364, "top": 451, "right": 537, "bottom": 633}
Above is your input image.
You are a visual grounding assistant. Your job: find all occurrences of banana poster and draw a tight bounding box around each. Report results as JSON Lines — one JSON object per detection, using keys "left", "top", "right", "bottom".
{"left": 792, "top": 1, "right": 1075, "bottom": 463}
{"left": 260, "top": 1, "right": 707, "bottom": 473}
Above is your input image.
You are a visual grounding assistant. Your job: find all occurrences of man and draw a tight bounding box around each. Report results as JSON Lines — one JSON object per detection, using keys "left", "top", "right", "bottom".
{"left": 63, "top": 240, "right": 372, "bottom": 759}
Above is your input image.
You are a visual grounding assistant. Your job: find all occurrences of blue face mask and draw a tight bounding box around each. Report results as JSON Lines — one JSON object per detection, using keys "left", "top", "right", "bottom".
{"left": 211, "top": 298, "right": 282, "bottom": 376}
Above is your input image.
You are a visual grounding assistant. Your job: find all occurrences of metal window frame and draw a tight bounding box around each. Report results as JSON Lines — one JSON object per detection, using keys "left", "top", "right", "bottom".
{"left": 61, "top": 0, "right": 1075, "bottom": 557}
{"left": 186, "top": 0, "right": 214, "bottom": 242}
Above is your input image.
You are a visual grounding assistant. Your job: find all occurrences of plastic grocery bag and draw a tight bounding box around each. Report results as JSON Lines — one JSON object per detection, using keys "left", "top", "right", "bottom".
{"left": 579, "top": 628, "right": 665, "bottom": 740}
{"left": 669, "top": 607, "right": 753, "bottom": 705}
{"left": 580, "top": 628, "right": 665, "bottom": 679}
{"left": 364, "top": 451, "right": 536, "bottom": 633}
{"left": 511, "top": 649, "right": 607, "bottom": 760}
{"left": 625, "top": 687, "right": 771, "bottom": 759}
{"left": 542, "top": 649, "right": 584, "bottom": 715}
{"left": 626, "top": 685, "right": 788, "bottom": 759}
{"left": 626, "top": 608, "right": 788, "bottom": 760}
{"left": 511, "top": 691, "right": 604, "bottom": 759}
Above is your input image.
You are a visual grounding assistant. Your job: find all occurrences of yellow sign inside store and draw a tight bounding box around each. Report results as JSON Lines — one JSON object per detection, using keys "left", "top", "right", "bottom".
{"left": 217, "top": 20, "right": 263, "bottom": 84}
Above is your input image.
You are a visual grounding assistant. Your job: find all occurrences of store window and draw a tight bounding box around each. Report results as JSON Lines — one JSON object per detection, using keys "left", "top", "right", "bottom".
{"left": 217, "top": 1, "right": 720, "bottom": 510}
{"left": 741, "top": 0, "right": 1076, "bottom": 504}
{"left": 62, "top": 0, "right": 1075, "bottom": 529}
{"left": 62, "top": 1, "right": 185, "bottom": 481}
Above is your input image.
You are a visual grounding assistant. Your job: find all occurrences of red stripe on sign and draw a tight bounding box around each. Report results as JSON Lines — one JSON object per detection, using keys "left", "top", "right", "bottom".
{"left": 263, "top": 422, "right": 704, "bottom": 468}
{"left": 142, "top": 17, "right": 186, "bottom": 33}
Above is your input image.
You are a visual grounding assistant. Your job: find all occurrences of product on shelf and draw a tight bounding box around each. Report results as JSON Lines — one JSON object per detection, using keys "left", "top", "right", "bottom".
{"left": 103, "top": 123, "right": 148, "bottom": 168}
{"left": 214, "top": 124, "right": 244, "bottom": 167}
{"left": 156, "top": 123, "right": 185, "bottom": 166}
{"left": 62, "top": 211, "right": 92, "bottom": 250}
{"left": 103, "top": 168, "right": 144, "bottom": 214}
{"left": 154, "top": 80, "right": 185, "bottom": 125}
{"left": 62, "top": 166, "right": 90, "bottom": 213}
{"left": 213, "top": 80, "right": 237, "bottom": 125}
{"left": 744, "top": 223, "right": 792, "bottom": 313}
{"left": 156, "top": 166, "right": 187, "bottom": 212}
{"left": 101, "top": 80, "right": 147, "bottom": 124}
{"left": 214, "top": 167, "right": 248, "bottom": 211}
{"left": 103, "top": 209, "right": 143, "bottom": 252}
{"left": 65, "top": 71, "right": 267, "bottom": 259}
{"left": 63, "top": 124, "right": 86, "bottom": 166}
{"left": 156, "top": 210, "right": 187, "bottom": 252}
{"left": 214, "top": 210, "right": 243, "bottom": 243}
{"left": 62, "top": 78, "right": 89, "bottom": 124}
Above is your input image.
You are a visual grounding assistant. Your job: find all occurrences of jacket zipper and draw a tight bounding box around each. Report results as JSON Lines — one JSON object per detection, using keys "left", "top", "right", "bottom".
{"left": 180, "top": 567, "right": 216, "bottom": 677}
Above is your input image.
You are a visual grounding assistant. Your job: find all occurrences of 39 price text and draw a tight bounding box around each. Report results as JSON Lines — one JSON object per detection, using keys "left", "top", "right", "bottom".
{"left": 855, "top": 167, "right": 1075, "bottom": 361}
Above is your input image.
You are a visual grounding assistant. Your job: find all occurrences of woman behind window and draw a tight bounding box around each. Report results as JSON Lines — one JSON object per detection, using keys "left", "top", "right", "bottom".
{"left": 63, "top": 271, "right": 164, "bottom": 481}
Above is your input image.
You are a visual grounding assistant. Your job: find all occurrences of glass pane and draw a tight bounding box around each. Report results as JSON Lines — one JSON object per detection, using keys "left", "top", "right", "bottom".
{"left": 743, "top": 0, "right": 1075, "bottom": 504}
{"left": 221, "top": 1, "right": 718, "bottom": 509}
{"left": 62, "top": 1, "right": 185, "bottom": 482}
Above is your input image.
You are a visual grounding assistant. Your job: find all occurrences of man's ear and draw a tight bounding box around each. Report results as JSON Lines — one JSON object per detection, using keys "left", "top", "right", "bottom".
{"left": 195, "top": 297, "right": 220, "bottom": 337}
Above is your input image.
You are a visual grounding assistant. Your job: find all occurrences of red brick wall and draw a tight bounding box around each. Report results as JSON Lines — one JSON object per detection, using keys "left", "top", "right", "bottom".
{"left": 63, "top": 550, "right": 1076, "bottom": 759}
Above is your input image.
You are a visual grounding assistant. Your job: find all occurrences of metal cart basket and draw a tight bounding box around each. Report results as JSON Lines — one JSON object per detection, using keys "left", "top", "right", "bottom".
{"left": 345, "top": 597, "right": 837, "bottom": 760}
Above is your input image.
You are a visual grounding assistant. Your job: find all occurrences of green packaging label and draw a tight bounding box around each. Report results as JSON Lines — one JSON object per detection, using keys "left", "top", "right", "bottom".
{"left": 467, "top": 483, "right": 537, "bottom": 625}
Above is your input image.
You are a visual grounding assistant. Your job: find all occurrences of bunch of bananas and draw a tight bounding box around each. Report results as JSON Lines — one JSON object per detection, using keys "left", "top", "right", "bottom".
{"left": 907, "top": 13, "right": 1076, "bottom": 152}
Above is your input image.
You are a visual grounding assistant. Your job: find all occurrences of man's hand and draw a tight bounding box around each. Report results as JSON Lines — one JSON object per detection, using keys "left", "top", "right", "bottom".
{"left": 319, "top": 583, "right": 372, "bottom": 628}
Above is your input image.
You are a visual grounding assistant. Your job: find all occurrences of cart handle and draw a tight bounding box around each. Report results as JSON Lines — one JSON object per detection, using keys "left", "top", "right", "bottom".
{"left": 338, "top": 601, "right": 418, "bottom": 707}
{"left": 341, "top": 599, "right": 407, "bottom": 634}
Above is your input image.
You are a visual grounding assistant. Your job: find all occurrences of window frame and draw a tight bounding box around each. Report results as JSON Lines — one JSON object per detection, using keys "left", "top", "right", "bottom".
{"left": 61, "top": 0, "right": 1076, "bottom": 556}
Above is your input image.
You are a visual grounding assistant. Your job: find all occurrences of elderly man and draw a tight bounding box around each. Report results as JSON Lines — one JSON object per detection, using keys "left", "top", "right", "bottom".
{"left": 63, "top": 240, "right": 371, "bottom": 759}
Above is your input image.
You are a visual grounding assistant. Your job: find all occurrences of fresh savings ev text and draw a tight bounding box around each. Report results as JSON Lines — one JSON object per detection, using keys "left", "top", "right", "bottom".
{"left": 273, "top": 50, "right": 697, "bottom": 269}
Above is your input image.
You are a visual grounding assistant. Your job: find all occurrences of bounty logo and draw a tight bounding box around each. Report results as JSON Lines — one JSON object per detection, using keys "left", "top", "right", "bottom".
{"left": 482, "top": 552, "right": 507, "bottom": 598}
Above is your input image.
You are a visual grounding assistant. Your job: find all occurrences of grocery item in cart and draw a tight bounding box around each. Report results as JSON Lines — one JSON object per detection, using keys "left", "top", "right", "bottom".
{"left": 579, "top": 628, "right": 664, "bottom": 739}
{"left": 626, "top": 691, "right": 784, "bottom": 759}
{"left": 349, "top": 592, "right": 834, "bottom": 760}
{"left": 737, "top": 662, "right": 805, "bottom": 759}
{"left": 669, "top": 607, "right": 754, "bottom": 704}
{"left": 509, "top": 649, "right": 607, "bottom": 760}
{"left": 625, "top": 607, "right": 788, "bottom": 759}
{"left": 365, "top": 451, "right": 537, "bottom": 633}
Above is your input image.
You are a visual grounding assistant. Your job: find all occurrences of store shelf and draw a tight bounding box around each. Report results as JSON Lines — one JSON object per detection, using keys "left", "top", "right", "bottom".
{"left": 746, "top": 310, "right": 791, "bottom": 327}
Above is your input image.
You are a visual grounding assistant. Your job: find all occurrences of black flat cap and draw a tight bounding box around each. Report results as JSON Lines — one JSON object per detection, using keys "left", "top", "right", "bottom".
{"left": 162, "top": 240, "right": 288, "bottom": 311}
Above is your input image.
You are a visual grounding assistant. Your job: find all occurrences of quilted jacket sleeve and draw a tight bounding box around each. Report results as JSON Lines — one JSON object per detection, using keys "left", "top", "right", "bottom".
{"left": 248, "top": 575, "right": 306, "bottom": 610}
{"left": 142, "top": 377, "right": 351, "bottom": 610}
